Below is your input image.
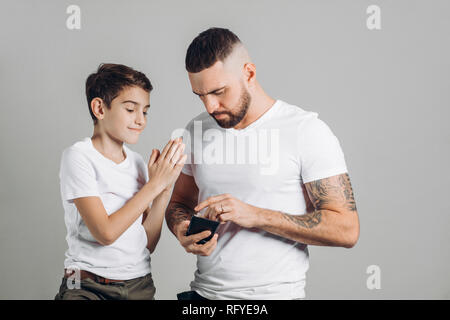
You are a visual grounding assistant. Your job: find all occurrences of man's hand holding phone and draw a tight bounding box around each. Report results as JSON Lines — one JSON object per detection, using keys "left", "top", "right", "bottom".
{"left": 175, "top": 219, "right": 219, "bottom": 256}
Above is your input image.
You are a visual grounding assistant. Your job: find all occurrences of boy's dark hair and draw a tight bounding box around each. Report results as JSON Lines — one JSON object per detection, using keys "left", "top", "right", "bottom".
{"left": 85, "top": 63, "right": 153, "bottom": 124}
{"left": 185, "top": 27, "right": 241, "bottom": 73}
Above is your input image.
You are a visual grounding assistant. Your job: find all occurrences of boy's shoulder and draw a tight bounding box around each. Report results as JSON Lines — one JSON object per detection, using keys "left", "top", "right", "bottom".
{"left": 62, "top": 137, "right": 145, "bottom": 169}
{"left": 62, "top": 137, "right": 95, "bottom": 161}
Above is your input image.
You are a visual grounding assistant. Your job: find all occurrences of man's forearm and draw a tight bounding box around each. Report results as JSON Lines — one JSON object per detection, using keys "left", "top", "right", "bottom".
{"left": 165, "top": 201, "right": 196, "bottom": 235}
{"left": 256, "top": 207, "right": 359, "bottom": 248}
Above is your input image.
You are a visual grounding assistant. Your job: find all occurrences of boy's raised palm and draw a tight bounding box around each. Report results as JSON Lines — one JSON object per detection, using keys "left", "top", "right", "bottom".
{"left": 147, "top": 138, "right": 187, "bottom": 193}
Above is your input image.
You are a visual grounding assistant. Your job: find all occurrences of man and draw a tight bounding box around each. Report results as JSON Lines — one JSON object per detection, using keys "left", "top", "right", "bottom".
{"left": 166, "top": 28, "right": 359, "bottom": 300}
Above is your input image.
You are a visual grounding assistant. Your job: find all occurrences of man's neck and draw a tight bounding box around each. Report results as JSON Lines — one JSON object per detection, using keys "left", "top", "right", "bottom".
{"left": 234, "top": 86, "right": 276, "bottom": 130}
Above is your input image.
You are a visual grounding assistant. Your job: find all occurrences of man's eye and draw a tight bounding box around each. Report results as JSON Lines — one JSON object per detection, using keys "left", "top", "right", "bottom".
{"left": 143, "top": 111, "right": 148, "bottom": 116}
{"left": 215, "top": 91, "right": 224, "bottom": 96}
{"left": 127, "top": 109, "right": 134, "bottom": 113}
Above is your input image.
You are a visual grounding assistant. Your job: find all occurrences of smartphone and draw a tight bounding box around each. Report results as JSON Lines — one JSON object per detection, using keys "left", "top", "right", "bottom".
{"left": 185, "top": 215, "right": 220, "bottom": 244}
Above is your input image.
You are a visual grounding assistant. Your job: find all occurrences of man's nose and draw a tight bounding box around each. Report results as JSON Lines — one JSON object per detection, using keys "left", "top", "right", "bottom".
{"left": 203, "top": 95, "right": 219, "bottom": 114}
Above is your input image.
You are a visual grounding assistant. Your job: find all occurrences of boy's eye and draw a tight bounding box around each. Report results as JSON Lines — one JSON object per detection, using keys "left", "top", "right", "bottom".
{"left": 143, "top": 111, "right": 148, "bottom": 116}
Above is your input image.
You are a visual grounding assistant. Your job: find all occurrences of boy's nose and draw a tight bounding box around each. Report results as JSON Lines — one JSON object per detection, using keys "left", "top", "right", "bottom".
{"left": 135, "top": 112, "right": 145, "bottom": 125}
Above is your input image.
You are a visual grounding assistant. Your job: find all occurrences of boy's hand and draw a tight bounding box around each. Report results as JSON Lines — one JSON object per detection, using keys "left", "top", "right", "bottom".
{"left": 147, "top": 137, "right": 187, "bottom": 193}
{"left": 148, "top": 149, "right": 171, "bottom": 194}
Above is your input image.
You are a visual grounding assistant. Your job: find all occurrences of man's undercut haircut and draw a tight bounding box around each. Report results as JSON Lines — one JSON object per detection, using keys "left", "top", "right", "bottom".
{"left": 185, "top": 27, "right": 242, "bottom": 73}
{"left": 85, "top": 63, "right": 153, "bottom": 125}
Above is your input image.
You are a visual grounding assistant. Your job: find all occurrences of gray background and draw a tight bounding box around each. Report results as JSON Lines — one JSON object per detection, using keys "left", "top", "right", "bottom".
{"left": 0, "top": 0, "right": 449, "bottom": 299}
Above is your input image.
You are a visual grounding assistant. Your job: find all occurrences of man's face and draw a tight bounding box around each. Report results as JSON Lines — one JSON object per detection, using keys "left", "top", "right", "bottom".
{"left": 189, "top": 61, "right": 251, "bottom": 129}
{"left": 101, "top": 86, "right": 150, "bottom": 144}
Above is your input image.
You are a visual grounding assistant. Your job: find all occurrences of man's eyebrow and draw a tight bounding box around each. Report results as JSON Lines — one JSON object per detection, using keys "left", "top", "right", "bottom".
{"left": 122, "top": 100, "right": 150, "bottom": 108}
{"left": 192, "top": 86, "right": 226, "bottom": 97}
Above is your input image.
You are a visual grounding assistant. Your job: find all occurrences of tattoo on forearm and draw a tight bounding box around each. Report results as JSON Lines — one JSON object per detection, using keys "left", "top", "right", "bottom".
{"left": 306, "top": 173, "right": 357, "bottom": 213}
{"left": 282, "top": 210, "right": 322, "bottom": 229}
{"left": 281, "top": 173, "right": 357, "bottom": 231}
{"left": 166, "top": 202, "right": 195, "bottom": 233}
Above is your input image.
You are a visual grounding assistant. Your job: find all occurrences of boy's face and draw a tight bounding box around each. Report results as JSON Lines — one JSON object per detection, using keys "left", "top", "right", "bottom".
{"left": 101, "top": 86, "right": 150, "bottom": 144}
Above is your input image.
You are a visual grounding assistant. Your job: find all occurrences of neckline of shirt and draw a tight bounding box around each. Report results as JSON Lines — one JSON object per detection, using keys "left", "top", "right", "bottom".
{"left": 85, "top": 137, "right": 130, "bottom": 167}
{"left": 224, "top": 99, "right": 282, "bottom": 135}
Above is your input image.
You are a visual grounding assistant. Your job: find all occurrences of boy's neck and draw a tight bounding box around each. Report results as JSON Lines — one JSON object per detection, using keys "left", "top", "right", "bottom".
{"left": 91, "top": 131, "right": 126, "bottom": 164}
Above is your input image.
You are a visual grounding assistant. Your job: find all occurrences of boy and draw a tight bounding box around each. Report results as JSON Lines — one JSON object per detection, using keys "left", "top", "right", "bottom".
{"left": 54, "top": 63, "right": 186, "bottom": 300}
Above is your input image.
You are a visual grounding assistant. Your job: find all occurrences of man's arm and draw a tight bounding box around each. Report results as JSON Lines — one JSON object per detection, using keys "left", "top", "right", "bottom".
{"left": 166, "top": 173, "right": 219, "bottom": 256}
{"left": 165, "top": 173, "right": 198, "bottom": 235}
{"left": 197, "top": 173, "right": 359, "bottom": 248}
{"left": 260, "top": 173, "right": 359, "bottom": 248}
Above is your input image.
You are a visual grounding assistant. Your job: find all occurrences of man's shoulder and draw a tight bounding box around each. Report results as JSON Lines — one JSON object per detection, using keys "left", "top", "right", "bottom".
{"left": 274, "top": 100, "right": 319, "bottom": 129}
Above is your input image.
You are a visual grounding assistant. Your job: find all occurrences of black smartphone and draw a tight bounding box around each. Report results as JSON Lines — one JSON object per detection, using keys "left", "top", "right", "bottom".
{"left": 185, "top": 215, "right": 220, "bottom": 244}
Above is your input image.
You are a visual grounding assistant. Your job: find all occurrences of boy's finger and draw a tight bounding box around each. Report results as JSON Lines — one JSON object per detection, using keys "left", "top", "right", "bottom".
{"left": 148, "top": 149, "right": 159, "bottom": 166}
{"left": 171, "top": 143, "right": 185, "bottom": 165}
{"left": 166, "top": 137, "right": 183, "bottom": 161}
{"left": 166, "top": 141, "right": 181, "bottom": 162}
{"left": 175, "top": 154, "right": 188, "bottom": 168}
{"left": 160, "top": 139, "right": 175, "bottom": 159}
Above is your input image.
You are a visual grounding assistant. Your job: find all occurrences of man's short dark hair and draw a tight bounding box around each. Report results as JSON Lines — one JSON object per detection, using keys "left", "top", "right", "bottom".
{"left": 85, "top": 63, "right": 153, "bottom": 125}
{"left": 185, "top": 27, "right": 241, "bottom": 73}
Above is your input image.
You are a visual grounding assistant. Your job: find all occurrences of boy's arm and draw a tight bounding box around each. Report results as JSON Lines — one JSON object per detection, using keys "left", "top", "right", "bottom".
{"left": 74, "top": 179, "right": 164, "bottom": 246}
{"left": 73, "top": 138, "right": 186, "bottom": 246}
{"left": 142, "top": 189, "right": 171, "bottom": 253}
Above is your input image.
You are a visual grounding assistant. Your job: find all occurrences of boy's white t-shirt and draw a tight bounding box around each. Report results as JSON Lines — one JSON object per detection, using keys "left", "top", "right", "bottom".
{"left": 59, "top": 137, "right": 151, "bottom": 280}
{"left": 181, "top": 99, "right": 348, "bottom": 299}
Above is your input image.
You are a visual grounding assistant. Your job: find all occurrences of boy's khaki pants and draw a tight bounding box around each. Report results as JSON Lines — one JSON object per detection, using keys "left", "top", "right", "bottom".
{"left": 54, "top": 272, "right": 156, "bottom": 300}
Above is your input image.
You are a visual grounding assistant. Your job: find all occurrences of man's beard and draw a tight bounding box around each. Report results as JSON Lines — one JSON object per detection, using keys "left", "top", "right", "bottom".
{"left": 210, "top": 87, "right": 251, "bottom": 129}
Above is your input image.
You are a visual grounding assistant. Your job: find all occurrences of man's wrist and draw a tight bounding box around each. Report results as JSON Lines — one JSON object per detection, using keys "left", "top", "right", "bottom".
{"left": 252, "top": 207, "right": 270, "bottom": 229}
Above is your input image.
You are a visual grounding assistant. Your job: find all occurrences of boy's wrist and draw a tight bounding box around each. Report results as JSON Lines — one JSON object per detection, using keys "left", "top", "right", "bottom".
{"left": 144, "top": 179, "right": 165, "bottom": 197}
{"left": 155, "top": 188, "right": 171, "bottom": 202}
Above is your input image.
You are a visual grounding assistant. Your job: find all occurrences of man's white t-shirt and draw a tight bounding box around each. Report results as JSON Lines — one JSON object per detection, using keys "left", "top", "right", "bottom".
{"left": 181, "top": 99, "right": 348, "bottom": 299}
{"left": 59, "top": 137, "right": 151, "bottom": 280}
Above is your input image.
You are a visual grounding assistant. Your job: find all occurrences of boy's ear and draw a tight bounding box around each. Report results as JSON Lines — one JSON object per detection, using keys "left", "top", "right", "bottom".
{"left": 91, "top": 97, "right": 106, "bottom": 122}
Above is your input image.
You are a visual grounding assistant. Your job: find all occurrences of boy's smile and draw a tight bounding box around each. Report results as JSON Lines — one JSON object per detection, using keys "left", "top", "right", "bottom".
{"left": 97, "top": 85, "right": 150, "bottom": 145}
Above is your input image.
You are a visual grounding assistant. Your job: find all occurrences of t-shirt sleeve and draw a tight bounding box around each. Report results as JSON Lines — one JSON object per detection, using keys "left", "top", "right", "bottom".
{"left": 299, "top": 116, "right": 348, "bottom": 184}
{"left": 181, "top": 159, "right": 193, "bottom": 176}
{"left": 136, "top": 152, "right": 149, "bottom": 184}
{"left": 59, "top": 147, "right": 100, "bottom": 202}
{"left": 181, "top": 120, "right": 194, "bottom": 177}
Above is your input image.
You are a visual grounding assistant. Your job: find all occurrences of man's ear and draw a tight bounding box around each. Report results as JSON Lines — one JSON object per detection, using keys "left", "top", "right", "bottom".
{"left": 243, "top": 62, "right": 256, "bottom": 87}
{"left": 91, "top": 97, "right": 106, "bottom": 121}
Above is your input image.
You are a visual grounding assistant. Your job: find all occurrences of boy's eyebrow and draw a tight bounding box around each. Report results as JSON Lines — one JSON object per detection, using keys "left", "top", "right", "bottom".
{"left": 192, "top": 86, "right": 226, "bottom": 97}
{"left": 122, "top": 100, "right": 150, "bottom": 108}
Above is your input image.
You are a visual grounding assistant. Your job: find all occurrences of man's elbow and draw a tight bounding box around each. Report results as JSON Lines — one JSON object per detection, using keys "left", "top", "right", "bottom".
{"left": 344, "top": 221, "right": 360, "bottom": 249}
